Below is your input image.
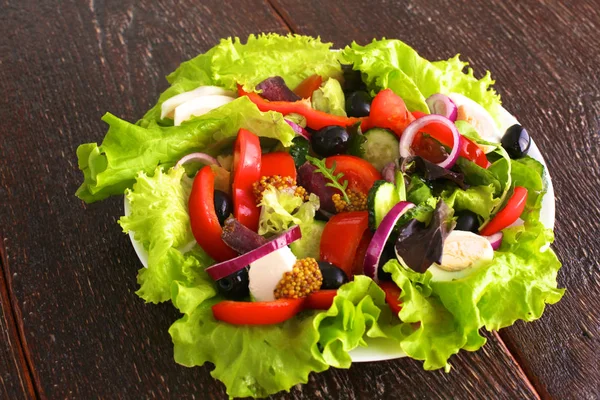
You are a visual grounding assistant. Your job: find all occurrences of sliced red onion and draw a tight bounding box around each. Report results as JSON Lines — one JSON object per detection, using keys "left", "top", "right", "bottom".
{"left": 484, "top": 231, "right": 503, "bottom": 250}
{"left": 206, "top": 225, "right": 301, "bottom": 280}
{"left": 176, "top": 152, "right": 219, "bottom": 168}
{"left": 399, "top": 115, "right": 461, "bottom": 169}
{"left": 285, "top": 119, "right": 310, "bottom": 140}
{"left": 363, "top": 201, "right": 415, "bottom": 281}
{"left": 426, "top": 93, "right": 458, "bottom": 122}
{"left": 381, "top": 162, "right": 396, "bottom": 183}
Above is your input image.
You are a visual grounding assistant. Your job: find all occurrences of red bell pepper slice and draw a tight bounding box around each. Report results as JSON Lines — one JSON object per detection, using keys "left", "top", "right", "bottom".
{"left": 305, "top": 290, "right": 337, "bottom": 310}
{"left": 362, "top": 89, "right": 415, "bottom": 136}
{"left": 188, "top": 166, "right": 237, "bottom": 262}
{"left": 238, "top": 85, "right": 364, "bottom": 130}
{"left": 320, "top": 211, "right": 370, "bottom": 278}
{"left": 480, "top": 186, "right": 528, "bottom": 236}
{"left": 379, "top": 281, "right": 402, "bottom": 315}
{"left": 293, "top": 75, "right": 323, "bottom": 99}
{"left": 260, "top": 152, "right": 296, "bottom": 180}
{"left": 212, "top": 298, "right": 305, "bottom": 325}
{"left": 233, "top": 129, "right": 261, "bottom": 231}
{"left": 324, "top": 155, "right": 382, "bottom": 194}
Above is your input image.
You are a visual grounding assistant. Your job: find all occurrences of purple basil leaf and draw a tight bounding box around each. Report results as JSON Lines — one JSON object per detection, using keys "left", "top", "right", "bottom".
{"left": 401, "top": 156, "right": 467, "bottom": 189}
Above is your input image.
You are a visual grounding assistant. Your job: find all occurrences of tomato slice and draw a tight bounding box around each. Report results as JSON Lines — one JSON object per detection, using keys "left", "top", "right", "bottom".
{"left": 189, "top": 166, "right": 237, "bottom": 262}
{"left": 411, "top": 133, "right": 449, "bottom": 164}
{"left": 352, "top": 231, "right": 372, "bottom": 276}
{"left": 260, "top": 152, "right": 296, "bottom": 180}
{"left": 232, "top": 129, "right": 261, "bottom": 231}
{"left": 324, "top": 155, "right": 382, "bottom": 194}
{"left": 305, "top": 290, "right": 337, "bottom": 310}
{"left": 293, "top": 75, "right": 323, "bottom": 99}
{"left": 378, "top": 281, "right": 402, "bottom": 315}
{"left": 480, "top": 186, "right": 528, "bottom": 236}
{"left": 362, "top": 89, "right": 415, "bottom": 137}
{"left": 320, "top": 211, "right": 369, "bottom": 278}
{"left": 212, "top": 298, "right": 305, "bottom": 325}
{"left": 411, "top": 110, "right": 428, "bottom": 119}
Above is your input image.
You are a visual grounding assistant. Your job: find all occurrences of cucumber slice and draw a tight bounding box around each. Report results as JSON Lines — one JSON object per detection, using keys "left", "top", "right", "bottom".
{"left": 367, "top": 180, "right": 400, "bottom": 230}
{"left": 363, "top": 128, "right": 400, "bottom": 170}
{"left": 290, "top": 220, "right": 326, "bottom": 259}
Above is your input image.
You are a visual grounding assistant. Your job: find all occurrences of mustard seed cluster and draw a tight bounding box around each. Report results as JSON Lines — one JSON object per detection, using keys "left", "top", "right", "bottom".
{"left": 332, "top": 190, "right": 368, "bottom": 212}
{"left": 252, "top": 175, "right": 309, "bottom": 203}
{"left": 274, "top": 258, "right": 323, "bottom": 299}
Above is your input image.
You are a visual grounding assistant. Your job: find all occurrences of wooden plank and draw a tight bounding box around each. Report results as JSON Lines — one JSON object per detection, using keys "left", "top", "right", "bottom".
{"left": 270, "top": 0, "right": 600, "bottom": 398}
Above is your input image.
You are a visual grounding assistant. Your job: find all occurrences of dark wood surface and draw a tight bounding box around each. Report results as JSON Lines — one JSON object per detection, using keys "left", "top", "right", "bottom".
{"left": 0, "top": 0, "right": 598, "bottom": 399}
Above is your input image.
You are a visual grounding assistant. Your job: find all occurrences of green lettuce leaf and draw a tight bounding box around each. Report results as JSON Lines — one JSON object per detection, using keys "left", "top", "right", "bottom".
{"left": 312, "top": 78, "right": 347, "bottom": 116}
{"left": 510, "top": 157, "right": 546, "bottom": 221}
{"left": 442, "top": 184, "right": 500, "bottom": 220}
{"left": 76, "top": 97, "right": 295, "bottom": 203}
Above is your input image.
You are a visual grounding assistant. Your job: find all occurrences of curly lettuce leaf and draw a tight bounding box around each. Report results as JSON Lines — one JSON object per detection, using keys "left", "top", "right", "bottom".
{"left": 311, "top": 78, "right": 347, "bottom": 116}
{"left": 511, "top": 157, "right": 546, "bottom": 221}
{"left": 442, "top": 184, "right": 500, "bottom": 220}
{"left": 384, "top": 220, "right": 563, "bottom": 371}
{"left": 76, "top": 97, "right": 295, "bottom": 203}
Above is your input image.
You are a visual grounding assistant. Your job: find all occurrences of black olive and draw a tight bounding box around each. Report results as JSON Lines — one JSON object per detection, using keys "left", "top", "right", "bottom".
{"left": 501, "top": 124, "right": 531, "bottom": 159}
{"left": 376, "top": 241, "right": 396, "bottom": 281}
{"left": 318, "top": 261, "right": 348, "bottom": 290}
{"left": 213, "top": 190, "right": 232, "bottom": 226}
{"left": 455, "top": 210, "right": 480, "bottom": 233}
{"left": 345, "top": 90, "right": 372, "bottom": 117}
{"left": 216, "top": 267, "right": 249, "bottom": 300}
{"left": 311, "top": 126, "right": 350, "bottom": 157}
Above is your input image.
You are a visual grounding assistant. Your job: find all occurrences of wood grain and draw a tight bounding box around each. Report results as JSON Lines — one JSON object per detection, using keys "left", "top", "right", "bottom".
{"left": 271, "top": 0, "right": 600, "bottom": 398}
{"left": 0, "top": 0, "right": 598, "bottom": 398}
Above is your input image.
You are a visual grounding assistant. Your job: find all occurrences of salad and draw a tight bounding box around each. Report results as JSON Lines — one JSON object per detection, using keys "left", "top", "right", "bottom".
{"left": 75, "top": 34, "right": 564, "bottom": 398}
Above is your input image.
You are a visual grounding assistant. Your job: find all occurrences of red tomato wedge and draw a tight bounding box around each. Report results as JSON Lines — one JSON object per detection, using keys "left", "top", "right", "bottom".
{"left": 232, "top": 129, "right": 261, "bottom": 231}
{"left": 480, "top": 187, "right": 528, "bottom": 236}
{"left": 212, "top": 298, "right": 305, "bottom": 325}
{"left": 320, "top": 211, "right": 370, "bottom": 278}
{"left": 188, "top": 166, "right": 237, "bottom": 262}
{"left": 352, "top": 230, "right": 372, "bottom": 276}
{"left": 411, "top": 110, "right": 428, "bottom": 119}
{"left": 362, "top": 89, "right": 415, "bottom": 136}
{"left": 293, "top": 75, "right": 323, "bottom": 99}
{"left": 260, "top": 152, "right": 296, "bottom": 180}
{"left": 379, "top": 281, "right": 402, "bottom": 315}
{"left": 305, "top": 290, "right": 337, "bottom": 310}
{"left": 324, "top": 155, "right": 382, "bottom": 194}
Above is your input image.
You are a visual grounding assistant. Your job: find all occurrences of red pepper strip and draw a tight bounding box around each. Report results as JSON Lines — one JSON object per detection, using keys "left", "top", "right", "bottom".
{"left": 304, "top": 290, "right": 337, "bottom": 310}
{"left": 238, "top": 85, "right": 364, "bottom": 130}
{"left": 212, "top": 298, "right": 306, "bottom": 325}
{"left": 293, "top": 75, "right": 323, "bottom": 99}
{"left": 480, "top": 187, "right": 528, "bottom": 236}
{"left": 188, "top": 166, "right": 237, "bottom": 262}
{"left": 232, "top": 129, "right": 261, "bottom": 231}
{"left": 260, "top": 152, "right": 297, "bottom": 180}
{"left": 379, "top": 281, "right": 402, "bottom": 315}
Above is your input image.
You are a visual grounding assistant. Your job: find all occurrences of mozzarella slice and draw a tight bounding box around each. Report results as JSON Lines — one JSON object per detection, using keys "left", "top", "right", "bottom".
{"left": 248, "top": 246, "right": 297, "bottom": 302}
{"left": 160, "top": 86, "right": 236, "bottom": 119}
{"left": 173, "top": 95, "right": 234, "bottom": 126}
{"left": 448, "top": 93, "right": 502, "bottom": 143}
{"left": 429, "top": 230, "right": 494, "bottom": 281}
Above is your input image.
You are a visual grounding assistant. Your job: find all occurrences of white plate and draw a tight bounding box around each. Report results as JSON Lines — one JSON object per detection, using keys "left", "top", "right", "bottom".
{"left": 124, "top": 106, "right": 555, "bottom": 363}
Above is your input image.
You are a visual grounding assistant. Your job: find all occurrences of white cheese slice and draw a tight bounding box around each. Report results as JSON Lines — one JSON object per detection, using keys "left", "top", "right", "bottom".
{"left": 429, "top": 230, "right": 494, "bottom": 281}
{"left": 160, "top": 86, "right": 235, "bottom": 119}
{"left": 248, "top": 246, "right": 297, "bottom": 302}
{"left": 173, "top": 95, "right": 235, "bottom": 126}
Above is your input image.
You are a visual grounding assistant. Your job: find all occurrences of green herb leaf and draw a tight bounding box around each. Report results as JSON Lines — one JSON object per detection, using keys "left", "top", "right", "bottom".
{"left": 305, "top": 155, "right": 351, "bottom": 203}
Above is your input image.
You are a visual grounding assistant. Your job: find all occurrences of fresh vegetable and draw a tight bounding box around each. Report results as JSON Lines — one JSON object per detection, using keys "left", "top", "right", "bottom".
{"left": 362, "top": 128, "right": 400, "bottom": 171}
{"left": 311, "top": 78, "right": 346, "bottom": 116}
{"left": 213, "top": 190, "right": 233, "bottom": 226}
{"left": 480, "top": 186, "right": 528, "bottom": 236}
{"left": 221, "top": 217, "right": 268, "bottom": 254}
{"left": 206, "top": 225, "right": 301, "bottom": 281}
{"left": 364, "top": 201, "right": 415, "bottom": 280}
{"left": 174, "top": 95, "right": 236, "bottom": 126}
{"left": 216, "top": 267, "right": 250, "bottom": 299}
{"left": 257, "top": 186, "right": 318, "bottom": 235}
{"left": 297, "top": 162, "right": 338, "bottom": 213}
{"left": 362, "top": 89, "right": 415, "bottom": 136}
{"left": 286, "top": 119, "right": 311, "bottom": 140}
{"left": 175, "top": 152, "right": 219, "bottom": 168}
{"left": 425, "top": 93, "right": 457, "bottom": 121}
{"left": 289, "top": 219, "right": 326, "bottom": 259}
{"left": 311, "top": 126, "right": 351, "bottom": 157}
{"left": 318, "top": 261, "right": 349, "bottom": 290}
{"left": 161, "top": 86, "right": 236, "bottom": 119}
{"left": 401, "top": 156, "right": 467, "bottom": 190}
{"left": 501, "top": 124, "right": 531, "bottom": 159}
{"left": 294, "top": 74, "right": 323, "bottom": 99}
{"left": 232, "top": 129, "right": 262, "bottom": 231}
{"left": 274, "top": 257, "right": 323, "bottom": 299}
{"left": 400, "top": 115, "right": 461, "bottom": 169}
{"left": 320, "top": 211, "right": 370, "bottom": 277}
{"left": 367, "top": 180, "right": 399, "bottom": 229}
{"left": 305, "top": 290, "right": 337, "bottom": 310}
{"left": 189, "top": 166, "right": 238, "bottom": 262}
{"left": 289, "top": 137, "right": 311, "bottom": 168}
{"left": 485, "top": 231, "right": 503, "bottom": 250}
{"left": 378, "top": 281, "right": 402, "bottom": 315}
{"left": 394, "top": 200, "right": 455, "bottom": 273}
{"left": 325, "top": 155, "right": 382, "bottom": 195}
{"left": 260, "top": 152, "right": 297, "bottom": 180}
{"left": 256, "top": 76, "right": 301, "bottom": 102}
{"left": 345, "top": 90, "right": 372, "bottom": 117}
{"left": 212, "top": 298, "right": 306, "bottom": 325}
{"left": 454, "top": 210, "right": 480, "bottom": 233}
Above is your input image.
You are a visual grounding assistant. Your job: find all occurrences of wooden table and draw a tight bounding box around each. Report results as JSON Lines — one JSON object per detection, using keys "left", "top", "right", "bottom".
{"left": 1, "top": 0, "right": 599, "bottom": 398}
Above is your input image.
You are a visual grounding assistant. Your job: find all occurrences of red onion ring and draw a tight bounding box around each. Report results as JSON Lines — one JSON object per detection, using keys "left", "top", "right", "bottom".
{"left": 285, "top": 119, "right": 310, "bottom": 140}
{"left": 399, "top": 115, "right": 461, "bottom": 169}
{"left": 426, "top": 93, "right": 458, "bottom": 122}
{"left": 176, "top": 152, "right": 219, "bottom": 168}
{"left": 484, "top": 231, "right": 503, "bottom": 250}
